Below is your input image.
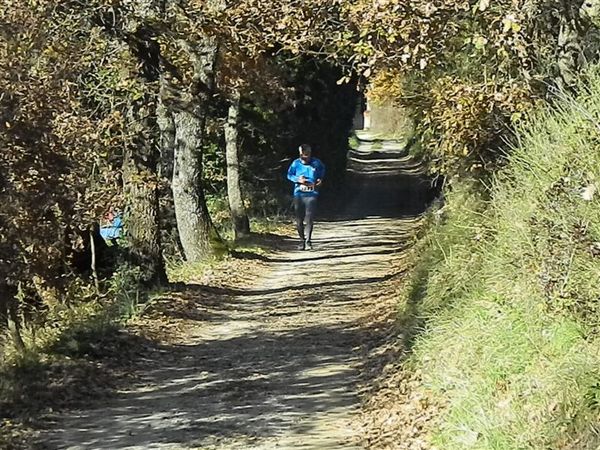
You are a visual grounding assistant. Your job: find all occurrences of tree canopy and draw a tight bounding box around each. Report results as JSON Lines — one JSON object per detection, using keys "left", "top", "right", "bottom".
{"left": 1, "top": 0, "right": 598, "bottom": 350}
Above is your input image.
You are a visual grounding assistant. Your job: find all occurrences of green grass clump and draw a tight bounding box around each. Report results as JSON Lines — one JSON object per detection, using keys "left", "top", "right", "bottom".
{"left": 349, "top": 133, "right": 361, "bottom": 150}
{"left": 401, "top": 67, "right": 600, "bottom": 449}
{"left": 1, "top": 264, "right": 144, "bottom": 367}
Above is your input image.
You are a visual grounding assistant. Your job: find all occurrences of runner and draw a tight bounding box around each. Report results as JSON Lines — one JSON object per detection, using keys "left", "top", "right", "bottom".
{"left": 286, "top": 144, "right": 325, "bottom": 250}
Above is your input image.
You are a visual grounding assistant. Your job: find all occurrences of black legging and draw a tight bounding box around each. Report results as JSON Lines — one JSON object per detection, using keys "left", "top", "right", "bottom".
{"left": 293, "top": 195, "right": 318, "bottom": 242}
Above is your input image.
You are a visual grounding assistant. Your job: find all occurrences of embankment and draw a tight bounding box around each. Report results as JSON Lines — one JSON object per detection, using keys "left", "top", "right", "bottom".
{"left": 364, "top": 68, "right": 600, "bottom": 449}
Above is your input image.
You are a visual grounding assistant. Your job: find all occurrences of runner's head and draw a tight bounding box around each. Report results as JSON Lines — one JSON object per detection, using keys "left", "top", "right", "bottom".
{"left": 299, "top": 144, "right": 312, "bottom": 163}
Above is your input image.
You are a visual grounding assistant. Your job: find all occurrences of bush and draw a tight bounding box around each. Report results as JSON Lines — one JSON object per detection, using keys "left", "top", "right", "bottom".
{"left": 400, "top": 67, "right": 600, "bottom": 449}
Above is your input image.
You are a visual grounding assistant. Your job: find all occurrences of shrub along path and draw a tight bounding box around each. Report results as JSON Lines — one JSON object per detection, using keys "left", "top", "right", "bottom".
{"left": 41, "top": 135, "right": 427, "bottom": 449}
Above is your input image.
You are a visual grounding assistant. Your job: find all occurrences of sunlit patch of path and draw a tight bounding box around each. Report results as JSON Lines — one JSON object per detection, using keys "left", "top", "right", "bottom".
{"left": 41, "top": 134, "right": 426, "bottom": 449}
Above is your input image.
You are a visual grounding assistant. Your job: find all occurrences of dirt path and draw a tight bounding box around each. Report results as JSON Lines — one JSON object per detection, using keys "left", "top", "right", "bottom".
{"left": 41, "top": 135, "right": 427, "bottom": 450}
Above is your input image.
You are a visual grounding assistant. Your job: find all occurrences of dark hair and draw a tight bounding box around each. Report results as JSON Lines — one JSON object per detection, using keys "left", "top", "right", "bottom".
{"left": 299, "top": 144, "right": 312, "bottom": 154}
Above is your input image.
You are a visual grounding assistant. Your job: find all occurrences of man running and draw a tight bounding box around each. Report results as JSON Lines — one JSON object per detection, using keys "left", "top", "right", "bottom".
{"left": 287, "top": 144, "right": 326, "bottom": 250}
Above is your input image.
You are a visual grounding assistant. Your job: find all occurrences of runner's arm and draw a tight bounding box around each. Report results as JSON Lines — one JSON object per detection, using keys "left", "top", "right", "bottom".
{"left": 316, "top": 161, "right": 326, "bottom": 184}
{"left": 287, "top": 160, "right": 300, "bottom": 183}
{"left": 287, "top": 161, "right": 308, "bottom": 184}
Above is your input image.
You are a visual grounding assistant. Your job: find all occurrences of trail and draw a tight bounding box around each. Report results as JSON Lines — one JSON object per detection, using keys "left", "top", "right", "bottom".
{"left": 41, "top": 133, "right": 428, "bottom": 450}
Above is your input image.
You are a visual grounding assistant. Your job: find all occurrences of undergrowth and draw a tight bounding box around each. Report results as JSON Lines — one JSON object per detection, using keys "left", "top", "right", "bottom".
{"left": 0, "top": 263, "right": 147, "bottom": 425}
{"left": 399, "top": 67, "right": 600, "bottom": 449}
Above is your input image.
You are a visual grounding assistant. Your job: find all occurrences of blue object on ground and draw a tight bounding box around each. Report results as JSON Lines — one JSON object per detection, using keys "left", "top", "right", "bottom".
{"left": 100, "top": 214, "right": 123, "bottom": 241}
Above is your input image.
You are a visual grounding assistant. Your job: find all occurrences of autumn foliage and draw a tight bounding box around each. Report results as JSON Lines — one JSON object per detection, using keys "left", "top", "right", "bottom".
{"left": 0, "top": 3, "right": 126, "bottom": 302}
{"left": 343, "top": 0, "right": 600, "bottom": 173}
{"left": 1, "top": 0, "right": 599, "bottom": 357}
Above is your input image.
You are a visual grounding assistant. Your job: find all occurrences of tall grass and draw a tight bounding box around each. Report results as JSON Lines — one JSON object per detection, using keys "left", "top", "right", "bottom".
{"left": 0, "top": 264, "right": 144, "bottom": 370}
{"left": 401, "top": 68, "right": 600, "bottom": 449}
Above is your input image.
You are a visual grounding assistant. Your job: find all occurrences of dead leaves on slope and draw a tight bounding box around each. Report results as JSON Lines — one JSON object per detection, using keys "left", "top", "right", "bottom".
{"left": 358, "top": 263, "right": 444, "bottom": 450}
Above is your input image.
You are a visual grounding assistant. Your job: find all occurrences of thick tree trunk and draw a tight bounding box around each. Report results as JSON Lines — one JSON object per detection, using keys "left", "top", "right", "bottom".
{"left": 123, "top": 99, "right": 167, "bottom": 284}
{"left": 157, "top": 91, "right": 186, "bottom": 258}
{"left": 123, "top": 170, "right": 166, "bottom": 284}
{"left": 225, "top": 90, "right": 250, "bottom": 239}
{"left": 170, "top": 35, "right": 224, "bottom": 261}
{"left": 157, "top": 95, "right": 176, "bottom": 181}
{"left": 115, "top": 11, "right": 168, "bottom": 284}
{"left": 172, "top": 105, "right": 222, "bottom": 261}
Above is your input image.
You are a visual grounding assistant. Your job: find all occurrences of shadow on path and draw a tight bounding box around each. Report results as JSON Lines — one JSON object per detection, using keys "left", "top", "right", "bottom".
{"left": 40, "top": 133, "right": 429, "bottom": 449}
{"left": 42, "top": 316, "right": 366, "bottom": 449}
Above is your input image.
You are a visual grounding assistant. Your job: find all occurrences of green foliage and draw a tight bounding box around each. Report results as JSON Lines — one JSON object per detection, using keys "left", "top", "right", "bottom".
{"left": 106, "top": 264, "right": 145, "bottom": 320}
{"left": 216, "top": 0, "right": 599, "bottom": 175}
{"left": 1, "top": 263, "right": 146, "bottom": 367}
{"left": 342, "top": 0, "right": 599, "bottom": 175}
{"left": 398, "top": 67, "right": 600, "bottom": 449}
{"left": 348, "top": 133, "right": 360, "bottom": 150}
{"left": 166, "top": 259, "right": 220, "bottom": 284}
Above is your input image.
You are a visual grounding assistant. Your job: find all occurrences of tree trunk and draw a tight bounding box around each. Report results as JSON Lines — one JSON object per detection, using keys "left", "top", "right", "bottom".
{"left": 2, "top": 283, "right": 26, "bottom": 353}
{"left": 172, "top": 105, "right": 222, "bottom": 261}
{"left": 123, "top": 98, "right": 167, "bottom": 285}
{"left": 157, "top": 90, "right": 186, "bottom": 258}
{"left": 157, "top": 95, "right": 176, "bottom": 181}
{"left": 170, "top": 35, "right": 224, "bottom": 261}
{"left": 225, "top": 90, "right": 250, "bottom": 239}
{"left": 115, "top": 17, "right": 168, "bottom": 284}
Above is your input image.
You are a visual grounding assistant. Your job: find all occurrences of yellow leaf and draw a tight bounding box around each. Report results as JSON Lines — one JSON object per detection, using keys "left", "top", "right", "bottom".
{"left": 510, "top": 112, "right": 522, "bottom": 123}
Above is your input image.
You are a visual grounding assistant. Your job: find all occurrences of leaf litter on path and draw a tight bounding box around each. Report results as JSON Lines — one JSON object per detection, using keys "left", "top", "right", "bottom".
{"left": 34, "top": 217, "right": 431, "bottom": 449}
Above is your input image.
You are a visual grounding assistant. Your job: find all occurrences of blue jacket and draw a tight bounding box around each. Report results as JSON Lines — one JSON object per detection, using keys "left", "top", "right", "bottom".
{"left": 287, "top": 157, "right": 326, "bottom": 197}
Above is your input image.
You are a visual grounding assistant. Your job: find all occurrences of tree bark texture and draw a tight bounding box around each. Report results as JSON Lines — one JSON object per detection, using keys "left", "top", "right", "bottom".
{"left": 172, "top": 104, "right": 221, "bottom": 261}
{"left": 170, "top": 34, "right": 224, "bottom": 261}
{"left": 123, "top": 99, "right": 167, "bottom": 284}
{"left": 157, "top": 91, "right": 186, "bottom": 258}
{"left": 157, "top": 95, "right": 176, "bottom": 181}
{"left": 225, "top": 90, "right": 250, "bottom": 239}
